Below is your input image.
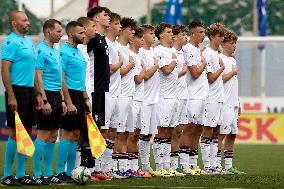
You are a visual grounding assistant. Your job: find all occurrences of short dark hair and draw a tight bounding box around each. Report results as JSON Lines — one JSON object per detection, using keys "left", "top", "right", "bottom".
{"left": 134, "top": 27, "right": 143, "bottom": 38}
{"left": 66, "top": 21, "right": 84, "bottom": 37}
{"left": 77, "top": 17, "right": 93, "bottom": 27}
{"left": 140, "top": 24, "right": 155, "bottom": 34}
{"left": 109, "top": 12, "right": 121, "bottom": 23}
{"left": 120, "top": 17, "right": 137, "bottom": 30}
{"left": 172, "top": 24, "right": 188, "bottom": 35}
{"left": 188, "top": 21, "right": 204, "bottom": 33}
{"left": 8, "top": 11, "right": 25, "bottom": 28}
{"left": 43, "top": 19, "right": 61, "bottom": 33}
{"left": 87, "top": 6, "right": 111, "bottom": 19}
{"left": 155, "top": 22, "right": 172, "bottom": 40}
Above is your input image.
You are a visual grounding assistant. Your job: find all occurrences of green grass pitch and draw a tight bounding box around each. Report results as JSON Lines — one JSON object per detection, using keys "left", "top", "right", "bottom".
{"left": 0, "top": 142, "right": 284, "bottom": 188}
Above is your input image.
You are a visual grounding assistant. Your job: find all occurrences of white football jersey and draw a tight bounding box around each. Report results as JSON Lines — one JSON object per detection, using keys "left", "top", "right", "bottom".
{"left": 220, "top": 53, "right": 239, "bottom": 107}
{"left": 117, "top": 42, "right": 135, "bottom": 97}
{"left": 130, "top": 50, "right": 144, "bottom": 102}
{"left": 183, "top": 43, "right": 208, "bottom": 100}
{"left": 139, "top": 47, "right": 160, "bottom": 105}
{"left": 202, "top": 46, "right": 224, "bottom": 103}
{"left": 154, "top": 45, "right": 178, "bottom": 99}
{"left": 173, "top": 47, "right": 188, "bottom": 100}
{"left": 106, "top": 38, "right": 121, "bottom": 97}
{"left": 78, "top": 44, "right": 93, "bottom": 100}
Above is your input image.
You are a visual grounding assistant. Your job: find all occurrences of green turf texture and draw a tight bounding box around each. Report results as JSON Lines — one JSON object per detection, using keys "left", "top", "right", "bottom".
{"left": 0, "top": 142, "right": 283, "bottom": 188}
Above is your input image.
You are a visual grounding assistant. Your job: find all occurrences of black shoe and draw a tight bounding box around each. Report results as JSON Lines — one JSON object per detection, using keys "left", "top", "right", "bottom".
{"left": 57, "top": 172, "right": 73, "bottom": 183}
{"left": 34, "top": 176, "right": 50, "bottom": 185}
{"left": 1, "top": 175, "right": 22, "bottom": 186}
{"left": 46, "top": 175, "right": 63, "bottom": 184}
{"left": 17, "top": 175, "right": 40, "bottom": 186}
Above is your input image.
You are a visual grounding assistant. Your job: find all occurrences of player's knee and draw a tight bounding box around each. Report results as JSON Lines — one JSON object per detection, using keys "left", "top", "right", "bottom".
{"left": 133, "top": 132, "right": 140, "bottom": 141}
{"left": 218, "top": 134, "right": 226, "bottom": 141}
{"left": 8, "top": 128, "right": 16, "bottom": 139}
{"left": 73, "top": 131, "right": 81, "bottom": 141}
{"left": 49, "top": 130, "right": 59, "bottom": 143}
{"left": 227, "top": 133, "right": 236, "bottom": 140}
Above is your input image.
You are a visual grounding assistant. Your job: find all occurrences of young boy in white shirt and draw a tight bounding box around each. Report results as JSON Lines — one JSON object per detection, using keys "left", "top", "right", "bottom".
{"left": 201, "top": 23, "right": 225, "bottom": 174}
{"left": 103, "top": 12, "right": 123, "bottom": 177}
{"left": 171, "top": 24, "right": 188, "bottom": 171}
{"left": 113, "top": 17, "right": 137, "bottom": 176}
{"left": 153, "top": 23, "right": 181, "bottom": 177}
{"left": 219, "top": 29, "right": 245, "bottom": 174}
{"left": 180, "top": 21, "right": 208, "bottom": 175}
{"left": 138, "top": 24, "right": 159, "bottom": 173}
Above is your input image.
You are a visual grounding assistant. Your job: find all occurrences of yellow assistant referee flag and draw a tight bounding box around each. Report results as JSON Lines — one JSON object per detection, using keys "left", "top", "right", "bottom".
{"left": 15, "top": 111, "right": 35, "bottom": 157}
{"left": 86, "top": 113, "right": 106, "bottom": 158}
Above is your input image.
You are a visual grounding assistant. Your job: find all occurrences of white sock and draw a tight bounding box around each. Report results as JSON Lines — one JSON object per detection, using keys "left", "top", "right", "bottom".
{"left": 75, "top": 147, "right": 81, "bottom": 167}
{"left": 189, "top": 149, "right": 198, "bottom": 169}
{"left": 118, "top": 153, "right": 128, "bottom": 172}
{"left": 224, "top": 150, "right": 233, "bottom": 169}
{"left": 94, "top": 158, "right": 102, "bottom": 172}
{"left": 138, "top": 135, "right": 151, "bottom": 166}
{"left": 210, "top": 137, "right": 218, "bottom": 169}
{"left": 193, "top": 153, "right": 198, "bottom": 169}
{"left": 170, "top": 152, "right": 179, "bottom": 170}
{"left": 101, "top": 148, "right": 113, "bottom": 173}
{"left": 118, "top": 159, "right": 128, "bottom": 172}
{"left": 127, "top": 159, "right": 131, "bottom": 170}
{"left": 131, "top": 159, "right": 139, "bottom": 171}
{"left": 112, "top": 152, "right": 118, "bottom": 171}
{"left": 217, "top": 150, "right": 222, "bottom": 169}
{"left": 153, "top": 137, "right": 160, "bottom": 161}
{"left": 201, "top": 137, "right": 211, "bottom": 170}
{"left": 155, "top": 138, "right": 163, "bottom": 171}
{"left": 162, "top": 138, "right": 171, "bottom": 170}
{"left": 179, "top": 146, "right": 189, "bottom": 170}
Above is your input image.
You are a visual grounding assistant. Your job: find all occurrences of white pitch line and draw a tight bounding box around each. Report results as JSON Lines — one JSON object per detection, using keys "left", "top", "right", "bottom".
{"left": 88, "top": 184, "right": 244, "bottom": 189}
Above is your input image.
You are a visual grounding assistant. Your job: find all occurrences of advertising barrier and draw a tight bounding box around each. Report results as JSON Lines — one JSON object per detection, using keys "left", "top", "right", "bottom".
{"left": 237, "top": 114, "right": 284, "bottom": 144}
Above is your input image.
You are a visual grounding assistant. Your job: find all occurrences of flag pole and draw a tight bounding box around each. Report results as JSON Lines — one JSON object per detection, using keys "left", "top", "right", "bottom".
{"left": 251, "top": 0, "right": 258, "bottom": 96}
{"left": 146, "top": 0, "right": 152, "bottom": 24}
{"left": 18, "top": 0, "right": 23, "bottom": 11}
{"left": 50, "top": 0, "right": 54, "bottom": 19}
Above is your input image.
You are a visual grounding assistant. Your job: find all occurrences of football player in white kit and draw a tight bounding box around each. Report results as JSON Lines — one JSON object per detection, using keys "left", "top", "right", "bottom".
{"left": 153, "top": 23, "right": 181, "bottom": 177}
{"left": 126, "top": 27, "right": 152, "bottom": 178}
{"left": 113, "top": 17, "right": 137, "bottom": 175}
{"left": 138, "top": 24, "right": 159, "bottom": 173}
{"left": 218, "top": 30, "right": 245, "bottom": 174}
{"left": 171, "top": 25, "right": 188, "bottom": 172}
{"left": 201, "top": 23, "right": 225, "bottom": 174}
{"left": 103, "top": 12, "right": 123, "bottom": 177}
{"left": 180, "top": 21, "right": 208, "bottom": 175}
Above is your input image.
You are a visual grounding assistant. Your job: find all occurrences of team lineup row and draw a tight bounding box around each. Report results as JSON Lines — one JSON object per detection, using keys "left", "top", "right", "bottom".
{"left": 1, "top": 6, "right": 244, "bottom": 186}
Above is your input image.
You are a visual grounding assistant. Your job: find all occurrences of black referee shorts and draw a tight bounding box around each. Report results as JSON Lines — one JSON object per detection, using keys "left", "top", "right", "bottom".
{"left": 61, "top": 89, "right": 86, "bottom": 131}
{"left": 5, "top": 85, "right": 36, "bottom": 129}
{"left": 37, "top": 91, "right": 62, "bottom": 130}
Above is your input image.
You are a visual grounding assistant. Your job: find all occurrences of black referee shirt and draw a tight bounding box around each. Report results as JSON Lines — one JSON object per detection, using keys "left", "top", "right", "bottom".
{"left": 87, "top": 33, "right": 110, "bottom": 92}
